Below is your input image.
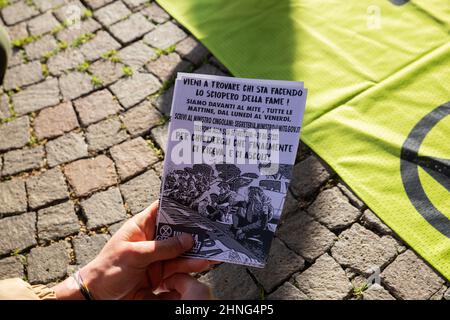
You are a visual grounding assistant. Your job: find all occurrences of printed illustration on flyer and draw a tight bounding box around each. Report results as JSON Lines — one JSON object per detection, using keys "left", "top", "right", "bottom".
{"left": 156, "top": 163, "right": 292, "bottom": 267}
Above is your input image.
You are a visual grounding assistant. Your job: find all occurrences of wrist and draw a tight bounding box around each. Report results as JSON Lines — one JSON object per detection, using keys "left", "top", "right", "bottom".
{"left": 52, "top": 274, "right": 84, "bottom": 300}
{"left": 52, "top": 261, "right": 102, "bottom": 300}
{"left": 79, "top": 260, "right": 102, "bottom": 300}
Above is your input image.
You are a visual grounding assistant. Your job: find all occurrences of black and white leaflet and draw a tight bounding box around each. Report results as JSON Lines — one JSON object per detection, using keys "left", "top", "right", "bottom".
{"left": 156, "top": 72, "right": 307, "bottom": 268}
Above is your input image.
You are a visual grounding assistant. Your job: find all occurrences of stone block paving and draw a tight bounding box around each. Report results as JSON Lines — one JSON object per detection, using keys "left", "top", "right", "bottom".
{"left": 0, "top": 0, "right": 448, "bottom": 300}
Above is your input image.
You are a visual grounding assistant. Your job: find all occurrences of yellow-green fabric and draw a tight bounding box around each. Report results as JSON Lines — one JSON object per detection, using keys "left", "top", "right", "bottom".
{"left": 156, "top": 0, "right": 450, "bottom": 279}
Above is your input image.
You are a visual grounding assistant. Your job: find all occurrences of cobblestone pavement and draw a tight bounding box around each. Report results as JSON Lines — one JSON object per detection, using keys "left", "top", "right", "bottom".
{"left": 0, "top": 0, "right": 449, "bottom": 300}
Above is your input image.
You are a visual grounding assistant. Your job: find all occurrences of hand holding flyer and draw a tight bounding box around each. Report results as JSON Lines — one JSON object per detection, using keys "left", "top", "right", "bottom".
{"left": 156, "top": 73, "right": 307, "bottom": 268}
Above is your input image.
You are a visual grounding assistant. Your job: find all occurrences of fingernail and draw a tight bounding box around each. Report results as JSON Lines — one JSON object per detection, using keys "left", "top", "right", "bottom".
{"left": 178, "top": 233, "right": 193, "bottom": 250}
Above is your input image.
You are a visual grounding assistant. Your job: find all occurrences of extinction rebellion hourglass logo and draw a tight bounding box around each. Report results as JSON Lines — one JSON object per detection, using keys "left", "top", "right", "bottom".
{"left": 400, "top": 102, "right": 450, "bottom": 237}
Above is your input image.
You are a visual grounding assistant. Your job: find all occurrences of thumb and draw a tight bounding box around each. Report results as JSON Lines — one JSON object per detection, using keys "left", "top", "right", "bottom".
{"left": 129, "top": 233, "right": 194, "bottom": 266}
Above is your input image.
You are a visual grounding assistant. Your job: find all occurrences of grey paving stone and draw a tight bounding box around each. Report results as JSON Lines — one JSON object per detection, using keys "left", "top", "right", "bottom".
{"left": 267, "top": 282, "right": 309, "bottom": 300}
{"left": 27, "top": 241, "right": 70, "bottom": 284}
{"left": 59, "top": 71, "right": 94, "bottom": 101}
{"left": 9, "top": 50, "right": 26, "bottom": 68}
{"left": 0, "top": 212, "right": 37, "bottom": 255}
{"left": 94, "top": 1, "right": 130, "bottom": 26}
{"left": 110, "top": 72, "right": 161, "bottom": 109}
{"left": 56, "top": 18, "right": 101, "bottom": 44}
{"left": 143, "top": 21, "right": 187, "bottom": 49}
{"left": 119, "top": 169, "right": 160, "bottom": 214}
{"left": 279, "top": 190, "right": 299, "bottom": 224}
{"left": 46, "top": 131, "right": 88, "bottom": 167}
{"left": 0, "top": 179, "right": 27, "bottom": 216}
{"left": 12, "top": 78, "right": 60, "bottom": 116}
{"left": 34, "top": 101, "right": 79, "bottom": 140}
{"left": 74, "top": 89, "right": 122, "bottom": 126}
{"left": 362, "top": 284, "right": 395, "bottom": 300}
{"left": 141, "top": 2, "right": 170, "bottom": 24}
{"left": 290, "top": 155, "right": 331, "bottom": 199}
{"left": 345, "top": 268, "right": 367, "bottom": 283}
{"left": 194, "top": 63, "right": 227, "bottom": 76}
{"left": 89, "top": 59, "right": 124, "bottom": 86}
{"left": 0, "top": 116, "right": 29, "bottom": 152}
{"left": 208, "top": 56, "right": 230, "bottom": 72}
{"left": 120, "top": 100, "right": 161, "bottom": 136}
{"left": 6, "top": 22, "right": 28, "bottom": 41}
{"left": 47, "top": 48, "right": 85, "bottom": 76}
{"left": 249, "top": 238, "right": 305, "bottom": 292}
{"left": 26, "top": 167, "right": 69, "bottom": 210}
{"left": 0, "top": 96, "right": 13, "bottom": 122}
{"left": 360, "top": 209, "right": 393, "bottom": 235}
{"left": 66, "top": 265, "right": 79, "bottom": 278}
{"left": 79, "top": 30, "right": 121, "bottom": 61}
{"left": 81, "top": 187, "right": 127, "bottom": 229}
{"left": 151, "top": 122, "right": 168, "bottom": 151}
{"left": 331, "top": 223, "right": 398, "bottom": 275}
{"left": 108, "top": 219, "right": 127, "bottom": 235}
{"left": 0, "top": 256, "right": 24, "bottom": 280}
{"left": 1, "top": 1, "right": 39, "bottom": 25}
{"left": 276, "top": 210, "right": 336, "bottom": 262}
{"left": 146, "top": 52, "right": 190, "bottom": 82}
{"left": 150, "top": 85, "right": 173, "bottom": 115}
{"left": 86, "top": 116, "right": 128, "bottom": 152}
{"left": 110, "top": 137, "right": 159, "bottom": 181}
{"left": 350, "top": 274, "right": 369, "bottom": 291}
{"left": 84, "top": 0, "right": 114, "bottom": 9}
{"left": 381, "top": 250, "right": 445, "bottom": 300}
{"left": 34, "top": 0, "right": 67, "bottom": 12}
{"left": 52, "top": 0, "right": 86, "bottom": 22}
{"left": 2, "top": 145, "right": 45, "bottom": 176}
{"left": 118, "top": 41, "right": 157, "bottom": 70}
{"left": 72, "top": 233, "right": 109, "bottom": 266}
{"left": 444, "top": 287, "right": 450, "bottom": 300}
{"left": 430, "top": 285, "right": 447, "bottom": 300}
{"left": 24, "top": 34, "right": 59, "bottom": 61}
{"left": 198, "top": 264, "right": 259, "bottom": 300}
{"left": 295, "top": 253, "right": 352, "bottom": 300}
{"left": 37, "top": 201, "right": 79, "bottom": 241}
{"left": 337, "top": 182, "right": 365, "bottom": 210}
{"left": 28, "top": 12, "right": 60, "bottom": 36}
{"left": 0, "top": 93, "right": 11, "bottom": 119}
{"left": 64, "top": 155, "right": 118, "bottom": 197}
{"left": 152, "top": 161, "right": 163, "bottom": 177}
{"left": 123, "top": 0, "right": 147, "bottom": 10}
{"left": 0, "top": 96, "right": 12, "bottom": 119}
{"left": 307, "top": 187, "right": 361, "bottom": 230}
{"left": 3, "top": 61, "right": 43, "bottom": 91}
{"left": 176, "top": 36, "right": 209, "bottom": 65}
{"left": 109, "top": 13, "right": 154, "bottom": 44}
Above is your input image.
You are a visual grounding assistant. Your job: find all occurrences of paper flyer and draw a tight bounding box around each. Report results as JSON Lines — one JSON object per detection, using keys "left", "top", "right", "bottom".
{"left": 156, "top": 73, "right": 307, "bottom": 267}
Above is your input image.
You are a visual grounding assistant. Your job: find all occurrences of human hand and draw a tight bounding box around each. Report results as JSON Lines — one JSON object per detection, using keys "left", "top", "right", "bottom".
{"left": 53, "top": 201, "right": 213, "bottom": 300}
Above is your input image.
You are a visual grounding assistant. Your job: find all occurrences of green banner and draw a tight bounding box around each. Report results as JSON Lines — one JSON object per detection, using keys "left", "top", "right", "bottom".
{"left": 156, "top": 0, "right": 450, "bottom": 279}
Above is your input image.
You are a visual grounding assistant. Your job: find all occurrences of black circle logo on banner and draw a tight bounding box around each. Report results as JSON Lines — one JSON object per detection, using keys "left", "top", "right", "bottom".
{"left": 400, "top": 102, "right": 450, "bottom": 237}
{"left": 389, "top": 0, "right": 409, "bottom": 6}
